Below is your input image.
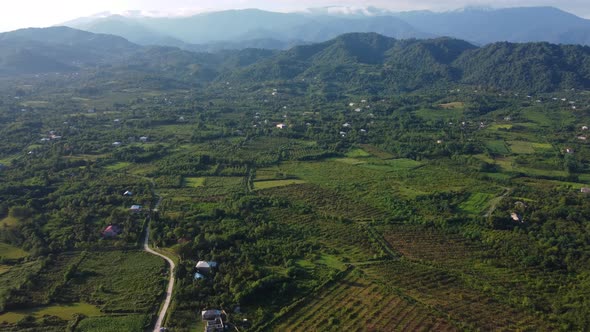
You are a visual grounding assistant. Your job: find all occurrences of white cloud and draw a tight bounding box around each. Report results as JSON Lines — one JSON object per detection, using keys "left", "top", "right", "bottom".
{"left": 0, "top": 0, "right": 588, "bottom": 32}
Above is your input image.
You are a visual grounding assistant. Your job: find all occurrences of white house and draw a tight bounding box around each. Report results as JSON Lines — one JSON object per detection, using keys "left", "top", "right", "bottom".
{"left": 196, "top": 261, "right": 217, "bottom": 274}
{"left": 139, "top": 136, "right": 148, "bottom": 142}
{"left": 276, "top": 123, "right": 286, "bottom": 129}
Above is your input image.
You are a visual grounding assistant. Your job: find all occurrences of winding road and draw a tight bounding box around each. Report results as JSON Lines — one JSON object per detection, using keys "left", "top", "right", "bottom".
{"left": 140, "top": 182, "right": 174, "bottom": 332}
{"left": 143, "top": 225, "right": 175, "bottom": 332}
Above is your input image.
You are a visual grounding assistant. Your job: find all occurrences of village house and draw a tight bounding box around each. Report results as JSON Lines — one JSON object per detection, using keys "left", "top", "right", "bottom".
{"left": 582, "top": 126, "right": 589, "bottom": 131}
{"left": 581, "top": 187, "right": 590, "bottom": 193}
{"left": 102, "top": 225, "right": 121, "bottom": 238}
{"left": 112, "top": 142, "right": 122, "bottom": 147}
{"left": 276, "top": 123, "right": 286, "bottom": 129}
{"left": 510, "top": 212, "right": 521, "bottom": 222}
{"left": 196, "top": 261, "right": 217, "bottom": 274}
{"left": 129, "top": 205, "right": 142, "bottom": 213}
{"left": 201, "top": 310, "right": 225, "bottom": 332}
{"left": 139, "top": 136, "right": 148, "bottom": 143}
{"left": 123, "top": 191, "right": 133, "bottom": 196}
{"left": 566, "top": 148, "right": 574, "bottom": 154}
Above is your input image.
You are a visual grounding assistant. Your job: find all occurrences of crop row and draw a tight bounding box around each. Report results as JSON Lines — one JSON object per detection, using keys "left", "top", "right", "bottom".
{"left": 363, "top": 261, "right": 554, "bottom": 331}
{"left": 273, "top": 271, "right": 457, "bottom": 331}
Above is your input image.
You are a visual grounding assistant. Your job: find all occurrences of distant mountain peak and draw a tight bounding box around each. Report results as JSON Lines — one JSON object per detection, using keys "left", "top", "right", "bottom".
{"left": 452, "top": 5, "right": 495, "bottom": 13}
{"left": 302, "top": 6, "right": 393, "bottom": 17}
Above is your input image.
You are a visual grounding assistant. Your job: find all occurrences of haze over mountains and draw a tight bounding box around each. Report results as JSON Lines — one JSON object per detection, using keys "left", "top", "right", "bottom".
{"left": 2, "top": 26, "right": 590, "bottom": 94}
{"left": 61, "top": 6, "right": 590, "bottom": 50}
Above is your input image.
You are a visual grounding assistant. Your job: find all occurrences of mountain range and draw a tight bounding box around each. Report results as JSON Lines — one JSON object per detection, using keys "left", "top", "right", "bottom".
{"left": 61, "top": 7, "right": 590, "bottom": 50}
{"left": 1, "top": 27, "right": 590, "bottom": 94}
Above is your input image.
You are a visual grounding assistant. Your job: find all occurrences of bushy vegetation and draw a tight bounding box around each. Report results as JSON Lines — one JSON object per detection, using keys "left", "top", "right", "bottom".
{"left": 2, "top": 30, "right": 590, "bottom": 331}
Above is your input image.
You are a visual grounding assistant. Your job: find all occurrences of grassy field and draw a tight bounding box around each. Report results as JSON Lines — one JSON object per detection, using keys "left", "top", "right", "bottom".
{"left": 459, "top": 192, "right": 496, "bottom": 214}
{"left": 345, "top": 148, "right": 372, "bottom": 158}
{"left": 105, "top": 162, "right": 132, "bottom": 171}
{"left": 415, "top": 107, "right": 463, "bottom": 121}
{"left": 0, "top": 242, "right": 28, "bottom": 259}
{"left": 439, "top": 102, "right": 465, "bottom": 109}
{"left": 0, "top": 215, "right": 18, "bottom": 228}
{"left": 183, "top": 177, "right": 205, "bottom": 188}
{"left": 253, "top": 179, "right": 307, "bottom": 190}
{"left": 64, "top": 251, "right": 165, "bottom": 312}
{"left": 507, "top": 141, "right": 535, "bottom": 154}
{"left": 485, "top": 140, "right": 510, "bottom": 155}
{"left": 488, "top": 124, "right": 513, "bottom": 130}
{"left": 76, "top": 314, "right": 149, "bottom": 332}
{"left": 0, "top": 303, "right": 102, "bottom": 323}
{"left": 0, "top": 265, "right": 10, "bottom": 275}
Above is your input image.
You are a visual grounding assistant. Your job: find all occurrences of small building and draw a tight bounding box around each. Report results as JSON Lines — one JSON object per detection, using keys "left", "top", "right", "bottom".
{"left": 510, "top": 212, "right": 521, "bottom": 222}
{"left": 123, "top": 191, "right": 133, "bottom": 196}
{"left": 139, "top": 136, "right": 148, "bottom": 143}
{"left": 566, "top": 148, "right": 574, "bottom": 154}
{"left": 577, "top": 136, "right": 587, "bottom": 141}
{"left": 581, "top": 187, "right": 590, "bottom": 193}
{"left": 130, "top": 205, "right": 142, "bottom": 212}
{"left": 436, "top": 140, "right": 444, "bottom": 144}
{"left": 582, "top": 126, "right": 588, "bottom": 131}
{"left": 112, "top": 142, "right": 122, "bottom": 147}
{"left": 196, "top": 261, "right": 217, "bottom": 274}
{"left": 201, "top": 310, "right": 225, "bottom": 332}
{"left": 194, "top": 272, "right": 206, "bottom": 280}
{"left": 342, "top": 123, "right": 351, "bottom": 128}
{"left": 276, "top": 123, "right": 286, "bottom": 129}
{"left": 102, "top": 225, "right": 121, "bottom": 238}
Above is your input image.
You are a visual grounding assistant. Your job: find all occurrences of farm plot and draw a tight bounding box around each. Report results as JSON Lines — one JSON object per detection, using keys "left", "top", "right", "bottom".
{"left": 415, "top": 107, "right": 464, "bottom": 122}
{"left": 62, "top": 251, "right": 165, "bottom": 313}
{"left": 271, "top": 269, "right": 457, "bottom": 332}
{"left": 260, "top": 184, "right": 389, "bottom": 221}
{"left": 183, "top": 177, "right": 205, "bottom": 188}
{"left": 485, "top": 140, "right": 510, "bottom": 155}
{"left": 76, "top": 314, "right": 150, "bottom": 332}
{"left": 0, "top": 302, "right": 102, "bottom": 323}
{"left": 0, "top": 242, "right": 28, "bottom": 260}
{"left": 507, "top": 141, "right": 535, "bottom": 154}
{"left": 459, "top": 192, "right": 496, "bottom": 214}
{"left": 379, "top": 225, "right": 484, "bottom": 268}
{"left": 363, "top": 261, "right": 555, "bottom": 331}
{"left": 253, "top": 179, "right": 307, "bottom": 190}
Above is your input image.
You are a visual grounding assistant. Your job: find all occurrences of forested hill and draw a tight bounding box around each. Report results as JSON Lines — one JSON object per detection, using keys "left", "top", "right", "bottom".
{"left": 225, "top": 33, "right": 590, "bottom": 93}
{"left": 0, "top": 27, "right": 139, "bottom": 75}
{"left": 2, "top": 27, "right": 590, "bottom": 93}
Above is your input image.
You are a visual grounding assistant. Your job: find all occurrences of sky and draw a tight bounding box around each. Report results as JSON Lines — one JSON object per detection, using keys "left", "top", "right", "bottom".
{"left": 0, "top": 0, "right": 589, "bottom": 32}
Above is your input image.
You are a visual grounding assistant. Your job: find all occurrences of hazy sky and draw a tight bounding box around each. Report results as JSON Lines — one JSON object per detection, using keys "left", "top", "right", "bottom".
{"left": 1, "top": 0, "right": 589, "bottom": 32}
